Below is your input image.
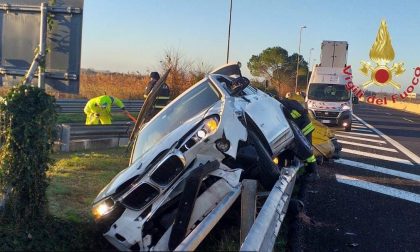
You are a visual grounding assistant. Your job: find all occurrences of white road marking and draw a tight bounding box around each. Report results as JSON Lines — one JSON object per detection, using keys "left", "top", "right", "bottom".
{"left": 354, "top": 114, "right": 420, "bottom": 165}
{"left": 352, "top": 125, "right": 368, "bottom": 129}
{"left": 335, "top": 159, "right": 420, "bottom": 181}
{"left": 335, "top": 134, "right": 386, "bottom": 144}
{"left": 351, "top": 128, "right": 373, "bottom": 133}
{"left": 339, "top": 131, "right": 380, "bottom": 138}
{"left": 336, "top": 174, "right": 420, "bottom": 204}
{"left": 338, "top": 140, "right": 397, "bottom": 152}
{"left": 386, "top": 112, "right": 392, "bottom": 116}
{"left": 352, "top": 123, "right": 364, "bottom": 126}
{"left": 403, "top": 117, "right": 414, "bottom": 123}
{"left": 341, "top": 148, "right": 413, "bottom": 165}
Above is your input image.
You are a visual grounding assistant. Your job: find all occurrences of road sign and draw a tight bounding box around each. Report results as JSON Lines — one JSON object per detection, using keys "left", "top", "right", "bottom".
{"left": 0, "top": 0, "right": 84, "bottom": 94}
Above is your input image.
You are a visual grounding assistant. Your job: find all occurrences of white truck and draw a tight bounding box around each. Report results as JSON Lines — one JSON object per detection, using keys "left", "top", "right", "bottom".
{"left": 305, "top": 41, "right": 358, "bottom": 132}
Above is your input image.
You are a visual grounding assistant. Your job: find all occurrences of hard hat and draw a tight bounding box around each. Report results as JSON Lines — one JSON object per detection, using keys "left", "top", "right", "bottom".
{"left": 150, "top": 72, "right": 160, "bottom": 80}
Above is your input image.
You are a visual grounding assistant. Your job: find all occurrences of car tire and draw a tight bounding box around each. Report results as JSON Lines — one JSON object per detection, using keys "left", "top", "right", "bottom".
{"left": 247, "top": 130, "right": 280, "bottom": 190}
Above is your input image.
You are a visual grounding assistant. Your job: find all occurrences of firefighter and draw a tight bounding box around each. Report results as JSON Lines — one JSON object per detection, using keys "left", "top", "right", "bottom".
{"left": 84, "top": 95, "right": 132, "bottom": 125}
{"left": 144, "top": 72, "right": 171, "bottom": 113}
{"left": 279, "top": 94, "right": 319, "bottom": 181}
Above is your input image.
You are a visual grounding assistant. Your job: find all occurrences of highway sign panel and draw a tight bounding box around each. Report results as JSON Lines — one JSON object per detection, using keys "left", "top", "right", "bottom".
{"left": 0, "top": 0, "right": 84, "bottom": 93}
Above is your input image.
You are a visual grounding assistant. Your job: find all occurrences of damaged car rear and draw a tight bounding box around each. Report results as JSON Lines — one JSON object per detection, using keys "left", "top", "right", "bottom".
{"left": 92, "top": 63, "right": 311, "bottom": 251}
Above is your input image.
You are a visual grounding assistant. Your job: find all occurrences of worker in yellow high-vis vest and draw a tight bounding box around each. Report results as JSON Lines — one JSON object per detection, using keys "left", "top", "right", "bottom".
{"left": 84, "top": 95, "right": 133, "bottom": 125}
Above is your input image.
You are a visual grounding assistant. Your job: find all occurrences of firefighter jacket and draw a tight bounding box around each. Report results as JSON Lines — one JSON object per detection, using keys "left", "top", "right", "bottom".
{"left": 144, "top": 79, "right": 171, "bottom": 109}
{"left": 279, "top": 98, "right": 316, "bottom": 165}
{"left": 279, "top": 98, "right": 315, "bottom": 137}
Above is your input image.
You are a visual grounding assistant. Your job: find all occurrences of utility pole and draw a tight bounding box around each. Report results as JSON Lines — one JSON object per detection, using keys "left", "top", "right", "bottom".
{"left": 295, "top": 25, "right": 307, "bottom": 93}
{"left": 226, "top": 0, "right": 233, "bottom": 64}
{"left": 306, "top": 48, "right": 314, "bottom": 85}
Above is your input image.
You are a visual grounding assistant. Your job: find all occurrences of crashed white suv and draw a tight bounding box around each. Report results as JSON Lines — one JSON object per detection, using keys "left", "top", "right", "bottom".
{"left": 92, "top": 63, "right": 310, "bottom": 251}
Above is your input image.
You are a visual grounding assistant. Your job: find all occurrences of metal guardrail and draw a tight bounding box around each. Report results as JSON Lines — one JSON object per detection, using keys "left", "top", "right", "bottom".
{"left": 65, "top": 122, "right": 133, "bottom": 140}
{"left": 56, "top": 99, "right": 144, "bottom": 114}
{"left": 175, "top": 186, "right": 242, "bottom": 251}
{"left": 240, "top": 161, "right": 301, "bottom": 251}
{"left": 173, "top": 161, "right": 301, "bottom": 251}
{"left": 56, "top": 122, "right": 133, "bottom": 152}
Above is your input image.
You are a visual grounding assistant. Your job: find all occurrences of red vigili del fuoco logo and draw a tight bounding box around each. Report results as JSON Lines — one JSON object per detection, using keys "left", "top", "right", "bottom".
{"left": 343, "top": 20, "right": 420, "bottom": 105}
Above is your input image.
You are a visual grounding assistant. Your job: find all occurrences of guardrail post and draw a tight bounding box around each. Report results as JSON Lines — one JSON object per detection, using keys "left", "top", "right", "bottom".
{"left": 240, "top": 162, "right": 302, "bottom": 252}
{"left": 240, "top": 179, "right": 257, "bottom": 244}
{"left": 60, "top": 124, "right": 71, "bottom": 152}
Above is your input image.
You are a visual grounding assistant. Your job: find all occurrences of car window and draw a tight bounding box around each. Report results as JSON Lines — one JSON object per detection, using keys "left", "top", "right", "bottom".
{"left": 132, "top": 79, "right": 221, "bottom": 162}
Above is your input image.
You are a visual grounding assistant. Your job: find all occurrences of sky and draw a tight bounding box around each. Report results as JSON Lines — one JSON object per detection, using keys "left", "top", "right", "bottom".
{"left": 81, "top": 0, "right": 420, "bottom": 92}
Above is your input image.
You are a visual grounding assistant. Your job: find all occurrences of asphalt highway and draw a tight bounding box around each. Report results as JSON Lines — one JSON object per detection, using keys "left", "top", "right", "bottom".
{"left": 301, "top": 103, "right": 420, "bottom": 251}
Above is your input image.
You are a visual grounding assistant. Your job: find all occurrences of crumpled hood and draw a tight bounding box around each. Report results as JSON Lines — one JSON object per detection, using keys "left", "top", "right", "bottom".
{"left": 94, "top": 103, "right": 222, "bottom": 203}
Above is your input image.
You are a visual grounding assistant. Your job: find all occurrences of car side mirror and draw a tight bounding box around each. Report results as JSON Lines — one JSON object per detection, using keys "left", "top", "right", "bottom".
{"left": 229, "top": 76, "right": 250, "bottom": 96}
{"left": 352, "top": 96, "right": 359, "bottom": 104}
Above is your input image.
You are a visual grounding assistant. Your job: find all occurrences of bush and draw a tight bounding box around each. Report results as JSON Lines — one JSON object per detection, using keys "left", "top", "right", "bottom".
{"left": 0, "top": 85, "right": 57, "bottom": 227}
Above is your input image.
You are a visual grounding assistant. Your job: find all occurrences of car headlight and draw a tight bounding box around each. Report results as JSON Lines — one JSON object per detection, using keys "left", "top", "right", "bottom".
{"left": 194, "top": 117, "right": 219, "bottom": 140}
{"left": 180, "top": 116, "right": 220, "bottom": 152}
{"left": 197, "top": 129, "right": 206, "bottom": 139}
{"left": 92, "top": 197, "right": 115, "bottom": 219}
{"left": 342, "top": 105, "right": 351, "bottom": 111}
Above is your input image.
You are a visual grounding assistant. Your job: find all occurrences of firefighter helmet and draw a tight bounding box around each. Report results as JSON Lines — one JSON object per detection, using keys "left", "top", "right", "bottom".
{"left": 150, "top": 72, "right": 160, "bottom": 80}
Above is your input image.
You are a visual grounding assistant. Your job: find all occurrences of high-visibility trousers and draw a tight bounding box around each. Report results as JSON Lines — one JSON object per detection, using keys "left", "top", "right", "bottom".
{"left": 85, "top": 113, "right": 112, "bottom": 125}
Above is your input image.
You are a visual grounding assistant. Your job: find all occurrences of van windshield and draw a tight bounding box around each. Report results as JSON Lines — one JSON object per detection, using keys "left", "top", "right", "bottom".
{"left": 308, "top": 83, "right": 350, "bottom": 102}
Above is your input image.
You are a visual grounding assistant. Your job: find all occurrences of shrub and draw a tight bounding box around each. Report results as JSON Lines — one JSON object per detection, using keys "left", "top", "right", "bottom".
{"left": 0, "top": 85, "right": 57, "bottom": 227}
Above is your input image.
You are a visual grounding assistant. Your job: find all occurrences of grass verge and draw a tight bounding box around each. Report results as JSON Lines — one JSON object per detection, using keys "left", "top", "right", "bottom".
{"left": 0, "top": 148, "right": 129, "bottom": 251}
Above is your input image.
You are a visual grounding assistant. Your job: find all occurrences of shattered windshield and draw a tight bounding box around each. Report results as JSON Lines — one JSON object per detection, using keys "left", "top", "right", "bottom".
{"left": 308, "top": 83, "right": 350, "bottom": 102}
{"left": 131, "top": 79, "right": 221, "bottom": 162}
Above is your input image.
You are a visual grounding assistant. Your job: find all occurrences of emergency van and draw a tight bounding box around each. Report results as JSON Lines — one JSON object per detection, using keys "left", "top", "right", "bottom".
{"left": 306, "top": 41, "right": 358, "bottom": 131}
